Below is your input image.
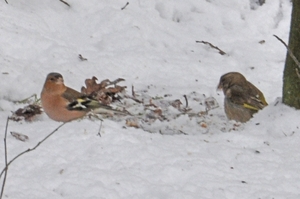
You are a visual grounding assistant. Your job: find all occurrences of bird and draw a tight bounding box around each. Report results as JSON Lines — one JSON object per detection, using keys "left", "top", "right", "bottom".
{"left": 40, "top": 72, "right": 124, "bottom": 122}
{"left": 217, "top": 72, "right": 268, "bottom": 123}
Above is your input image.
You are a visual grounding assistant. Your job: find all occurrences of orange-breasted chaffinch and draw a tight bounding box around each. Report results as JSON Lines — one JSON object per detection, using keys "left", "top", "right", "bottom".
{"left": 41, "top": 72, "right": 120, "bottom": 122}
{"left": 217, "top": 72, "right": 268, "bottom": 123}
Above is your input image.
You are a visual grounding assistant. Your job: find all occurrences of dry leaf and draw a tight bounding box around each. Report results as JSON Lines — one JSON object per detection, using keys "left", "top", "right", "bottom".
{"left": 11, "top": 104, "right": 42, "bottom": 122}
{"left": 171, "top": 99, "right": 182, "bottom": 109}
{"left": 153, "top": 109, "right": 162, "bottom": 116}
{"left": 199, "top": 122, "right": 207, "bottom": 128}
{"left": 81, "top": 76, "right": 126, "bottom": 105}
{"left": 126, "top": 118, "right": 140, "bottom": 128}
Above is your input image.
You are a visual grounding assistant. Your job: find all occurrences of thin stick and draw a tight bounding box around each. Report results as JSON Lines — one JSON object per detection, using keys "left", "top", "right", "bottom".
{"left": 97, "top": 120, "right": 103, "bottom": 137}
{"left": 126, "top": 85, "right": 142, "bottom": 103}
{"left": 132, "top": 85, "right": 136, "bottom": 98}
{"left": 78, "top": 54, "right": 88, "bottom": 61}
{"left": 0, "top": 118, "right": 9, "bottom": 199}
{"left": 4, "top": 0, "right": 8, "bottom": 4}
{"left": 183, "top": 95, "right": 188, "bottom": 108}
{"left": 0, "top": 122, "right": 67, "bottom": 179}
{"left": 121, "top": 2, "right": 129, "bottom": 10}
{"left": 88, "top": 113, "right": 103, "bottom": 137}
{"left": 273, "top": 34, "right": 300, "bottom": 69}
{"left": 196, "top": 40, "right": 226, "bottom": 55}
{"left": 59, "top": 0, "right": 70, "bottom": 7}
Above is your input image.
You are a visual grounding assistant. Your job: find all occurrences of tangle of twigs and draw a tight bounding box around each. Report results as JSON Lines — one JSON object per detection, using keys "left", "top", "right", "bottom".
{"left": 0, "top": 122, "right": 67, "bottom": 179}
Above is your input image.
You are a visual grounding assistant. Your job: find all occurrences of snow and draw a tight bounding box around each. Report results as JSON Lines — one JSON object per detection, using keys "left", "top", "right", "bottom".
{"left": 0, "top": 0, "right": 299, "bottom": 198}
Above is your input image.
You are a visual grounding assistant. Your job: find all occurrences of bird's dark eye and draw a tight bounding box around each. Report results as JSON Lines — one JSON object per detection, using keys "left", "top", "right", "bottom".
{"left": 50, "top": 77, "right": 55, "bottom": 81}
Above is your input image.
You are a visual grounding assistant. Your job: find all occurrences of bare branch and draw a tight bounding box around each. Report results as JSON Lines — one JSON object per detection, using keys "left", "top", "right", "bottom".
{"left": 196, "top": 40, "right": 226, "bottom": 55}
{"left": 0, "top": 122, "right": 67, "bottom": 179}
{"left": 4, "top": 0, "right": 8, "bottom": 4}
{"left": 0, "top": 118, "right": 9, "bottom": 199}
{"left": 273, "top": 34, "right": 300, "bottom": 70}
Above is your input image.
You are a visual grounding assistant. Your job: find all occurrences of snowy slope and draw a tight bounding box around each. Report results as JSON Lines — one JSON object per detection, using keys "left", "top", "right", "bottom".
{"left": 1, "top": 0, "right": 300, "bottom": 198}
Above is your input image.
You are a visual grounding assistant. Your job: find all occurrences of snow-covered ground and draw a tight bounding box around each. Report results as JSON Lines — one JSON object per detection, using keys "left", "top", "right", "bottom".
{"left": 1, "top": 0, "right": 299, "bottom": 198}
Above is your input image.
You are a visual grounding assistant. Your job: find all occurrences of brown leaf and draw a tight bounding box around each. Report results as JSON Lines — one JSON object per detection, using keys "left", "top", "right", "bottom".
{"left": 11, "top": 104, "right": 42, "bottom": 122}
{"left": 84, "top": 77, "right": 104, "bottom": 95}
{"left": 153, "top": 109, "right": 162, "bottom": 116}
{"left": 126, "top": 118, "right": 140, "bottom": 128}
{"left": 171, "top": 99, "right": 182, "bottom": 109}
{"left": 81, "top": 76, "right": 127, "bottom": 104}
{"left": 98, "top": 94, "right": 112, "bottom": 105}
{"left": 102, "top": 86, "right": 126, "bottom": 94}
{"left": 199, "top": 122, "right": 207, "bottom": 128}
{"left": 144, "top": 99, "right": 158, "bottom": 108}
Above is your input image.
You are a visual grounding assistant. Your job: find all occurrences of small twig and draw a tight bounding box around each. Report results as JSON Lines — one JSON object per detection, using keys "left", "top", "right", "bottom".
{"left": 59, "top": 0, "right": 70, "bottom": 7}
{"left": 0, "top": 118, "right": 9, "bottom": 199}
{"left": 291, "top": 131, "right": 295, "bottom": 136}
{"left": 13, "top": 94, "right": 39, "bottom": 104}
{"left": 87, "top": 113, "right": 103, "bottom": 137}
{"left": 124, "top": 86, "right": 142, "bottom": 103}
{"left": 110, "top": 78, "right": 125, "bottom": 86}
{"left": 121, "top": 2, "right": 129, "bottom": 10}
{"left": 132, "top": 85, "right": 136, "bottom": 98}
{"left": 0, "top": 122, "right": 67, "bottom": 179}
{"left": 196, "top": 40, "right": 226, "bottom": 55}
{"left": 125, "top": 94, "right": 143, "bottom": 103}
{"left": 273, "top": 34, "right": 300, "bottom": 73}
{"left": 78, "top": 54, "right": 88, "bottom": 61}
{"left": 97, "top": 120, "right": 103, "bottom": 137}
{"left": 144, "top": 99, "right": 158, "bottom": 108}
{"left": 4, "top": 0, "right": 8, "bottom": 4}
{"left": 282, "top": 131, "right": 287, "bottom": 137}
{"left": 183, "top": 95, "right": 188, "bottom": 108}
